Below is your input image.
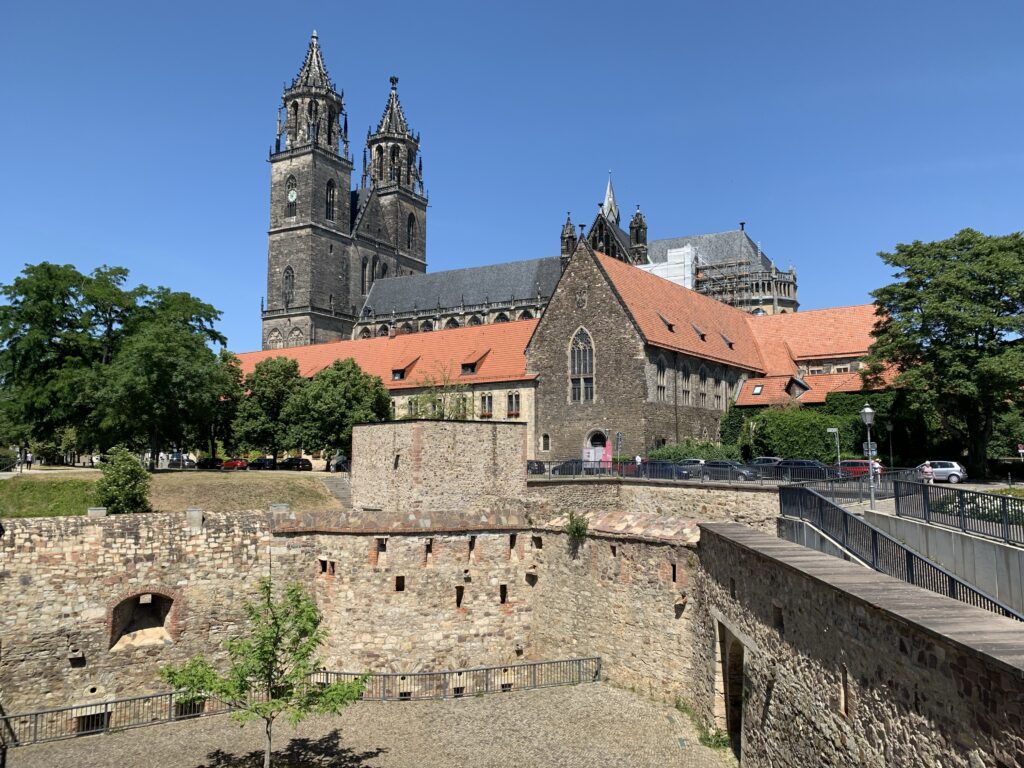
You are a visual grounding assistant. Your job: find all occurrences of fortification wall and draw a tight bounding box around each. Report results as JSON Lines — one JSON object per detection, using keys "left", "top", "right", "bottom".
{"left": 351, "top": 420, "right": 527, "bottom": 513}
{"left": 693, "top": 523, "right": 1024, "bottom": 768}
{"left": 0, "top": 511, "right": 300, "bottom": 711}
{"left": 528, "top": 479, "right": 779, "bottom": 532}
{"left": 529, "top": 530, "right": 697, "bottom": 702}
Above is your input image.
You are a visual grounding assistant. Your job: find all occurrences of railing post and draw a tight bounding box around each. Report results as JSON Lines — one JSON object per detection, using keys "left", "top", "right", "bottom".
{"left": 576, "top": 658, "right": 583, "bottom": 683}
{"left": 842, "top": 512, "right": 849, "bottom": 547}
{"left": 958, "top": 493, "right": 967, "bottom": 532}
{"left": 870, "top": 529, "right": 879, "bottom": 568}
{"left": 947, "top": 573, "right": 957, "bottom": 599}
{"left": 531, "top": 663, "right": 537, "bottom": 690}
{"left": 893, "top": 481, "right": 902, "bottom": 517}
{"left": 1001, "top": 497, "right": 1010, "bottom": 543}
{"left": 168, "top": 692, "right": 174, "bottom": 722}
{"left": 484, "top": 667, "right": 490, "bottom": 693}
{"left": 906, "top": 551, "right": 915, "bottom": 584}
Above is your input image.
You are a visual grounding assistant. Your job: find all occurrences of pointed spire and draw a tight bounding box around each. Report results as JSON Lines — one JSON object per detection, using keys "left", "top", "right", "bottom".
{"left": 601, "top": 171, "right": 620, "bottom": 226}
{"left": 375, "top": 75, "right": 411, "bottom": 135}
{"left": 291, "top": 30, "right": 334, "bottom": 90}
{"left": 561, "top": 212, "right": 575, "bottom": 237}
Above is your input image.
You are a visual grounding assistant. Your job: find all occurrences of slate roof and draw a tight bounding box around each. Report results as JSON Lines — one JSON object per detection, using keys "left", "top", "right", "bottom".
{"left": 647, "top": 230, "right": 775, "bottom": 272}
{"left": 362, "top": 257, "right": 562, "bottom": 315}
{"left": 236, "top": 319, "right": 538, "bottom": 391}
{"left": 594, "top": 252, "right": 767, "bottom": 373}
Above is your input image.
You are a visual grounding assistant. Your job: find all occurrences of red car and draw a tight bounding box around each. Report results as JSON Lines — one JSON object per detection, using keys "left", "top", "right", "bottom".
{"left": 835, "top": 459, "right": 884, "bottom": 477}
{"left": 221, "top": 458, "right": 248, "bottom": 471}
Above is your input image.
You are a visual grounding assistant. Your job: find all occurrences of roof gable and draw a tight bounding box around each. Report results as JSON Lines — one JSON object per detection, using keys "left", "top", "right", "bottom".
{"left": 745, "top": 304, "right": 879, "bottom": 376}
{"left": 593, "top": 252, "right": 766, "bottom": 372}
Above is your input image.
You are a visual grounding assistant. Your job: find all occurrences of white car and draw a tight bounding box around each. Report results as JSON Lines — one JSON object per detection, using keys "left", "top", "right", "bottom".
{"left": 917, "top": 461, "right": 967, "bottom": 484}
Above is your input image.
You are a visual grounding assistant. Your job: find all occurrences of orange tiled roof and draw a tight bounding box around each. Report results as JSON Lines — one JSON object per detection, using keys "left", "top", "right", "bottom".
{"left": 735, "top": 368, "right": 897, "bottom": 406}
{"left": 746, "top": 304, "right": 880, "bottom": 376}
{"left": 235, "top": 320, "right": 538, "bottom": 391}
{"left": 595, "top": 252, "right": 766, "bottom": 372}
{"left": 734, "top": 375, "right": 797, "bottom": 406}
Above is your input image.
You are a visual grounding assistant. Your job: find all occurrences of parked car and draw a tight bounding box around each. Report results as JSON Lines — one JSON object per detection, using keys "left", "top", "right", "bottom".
{"left": 775, "top": 459, "right": 843, "bottom": 481}
{"left": 701, "top": 460, "right": 759, "bottom": 482}
{"left": 196, "top": 457, "right": 223, "bottom": 470}
{"left": 644, "top": 461, "right": 692, "bottom": 480}
{"left": 551, "top": 459, "right": 584, "bottom": 476}
{"left": 247, "top": 457, "right": 276, "bottom": 470}
{"left": 167, "top": 454, "right": 195, "bottom": 469}
{"left": 278, "top": 457, "right": 313, "bottom": 471}
{"left": 834, "top": 459, "right": 884, "bottom": 477}
{"left": 749, "top": 456, "right": 782, "bottom": 467}
{"left": 526, "top": 460, "right": 546, "bottom": 475}
{"left": 675, "top": 458, "right": 705, "bottom": 472}
{"left": 222, "top": 458, "right": 248, "bottom": 471}
{"left": 917, "top": 461, "right": 967, "bottom": 484}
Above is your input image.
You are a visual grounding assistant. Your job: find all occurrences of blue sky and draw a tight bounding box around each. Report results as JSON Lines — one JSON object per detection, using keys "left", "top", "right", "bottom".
{"left": 1, "top": 1, "right": 1022, "bottom": 352}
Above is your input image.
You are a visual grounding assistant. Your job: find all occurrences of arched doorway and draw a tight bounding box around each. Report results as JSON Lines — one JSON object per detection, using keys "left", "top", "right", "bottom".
{"left": 587, "top": 431, "right": 607, "bottom": 449}
{"left": 722, "top": 631, "right": 745, "bottom": 758}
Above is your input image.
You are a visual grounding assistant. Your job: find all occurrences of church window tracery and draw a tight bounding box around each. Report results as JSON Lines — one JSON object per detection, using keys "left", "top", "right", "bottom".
{"left": 407, "top": 214, "right": 417, "bottom": 250}
{"left": 570, "top": 329, "right": 594, "bottom": 403}
{"left": 283, "top": 266, "right": 295, "bottom": 306}
{"left": 325, "top": 181, "right": 335, "bottom": 221}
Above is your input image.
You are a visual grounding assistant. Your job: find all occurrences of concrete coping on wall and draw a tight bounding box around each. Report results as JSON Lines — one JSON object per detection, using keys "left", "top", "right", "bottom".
{"left": 86, "top": 507, "right": 107, "bottom": 518}
{"left": 699, "top": 522, "right": 1024, "bottom": 678}
{"left": 527, "top": 477, "right": 780, "bottom": 494}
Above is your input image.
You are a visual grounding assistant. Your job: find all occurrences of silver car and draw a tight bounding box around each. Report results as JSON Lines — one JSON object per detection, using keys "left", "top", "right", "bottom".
{"left": 918, "top": 460, "right": 967, "bottom": 484}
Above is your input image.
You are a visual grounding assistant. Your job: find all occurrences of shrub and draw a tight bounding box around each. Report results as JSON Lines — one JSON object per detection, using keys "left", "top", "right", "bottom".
{"left": 675, "top": 698, "right": 731, "bottom": 749}
{"left": 648, "top": 440, "right": 740, "bottom": 462}
{"left": 565, "top": 510, "right": 588, "bottom": 542}
{"left": 94, "top": 446, "right": 150, "bottom": 514}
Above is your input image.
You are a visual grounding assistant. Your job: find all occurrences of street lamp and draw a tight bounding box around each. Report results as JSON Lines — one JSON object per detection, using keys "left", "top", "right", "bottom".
{"left": 885, "top": 422, "right": 894, "bottom": 467}
{"left": 826, "top": 427, "right": 840, "bottom": 468}
{"left": 860, "top": 403, "right": 876, "bottom": 510}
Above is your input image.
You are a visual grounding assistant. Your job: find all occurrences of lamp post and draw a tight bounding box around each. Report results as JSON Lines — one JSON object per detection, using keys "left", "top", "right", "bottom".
{"left": 826, "top": 427, "right": 840, "bottom": 468}
{"left": 885, "top": 422, "right": 894, "bottom": 467}
{"left": 860, "top": 403, "right": 876, "bottom": 510}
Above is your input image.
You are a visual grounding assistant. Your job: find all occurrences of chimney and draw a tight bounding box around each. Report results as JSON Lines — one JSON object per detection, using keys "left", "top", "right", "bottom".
{"left": 739, "top": 221, "right": 746, "bottom": 231}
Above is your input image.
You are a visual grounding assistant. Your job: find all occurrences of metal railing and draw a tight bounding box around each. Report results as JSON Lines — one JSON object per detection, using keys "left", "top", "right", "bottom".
{"left": 528, "top": 459, "right": 916, "bottom": 489}
{"left": 779, "top": 486, "right": 1023, "bottom": 621}
{"left": 892, "top": 480, "right": 1024, "bottom": 546}
{"left": 801, "top": 469, "right": 919, "bottom": 504}
{"left": 0, "top": 657, "right": 601, "bottom": 748}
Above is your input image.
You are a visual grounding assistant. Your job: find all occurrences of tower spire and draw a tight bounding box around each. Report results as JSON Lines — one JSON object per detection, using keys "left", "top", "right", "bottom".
{"left": 375, "top": 75, "right": 410, "bottom": 135}
{"left": 292, "top": 30, "right": 334, "bottom": 90}
{"left": 601, "top": 171, "right": 620, "bottom": 226}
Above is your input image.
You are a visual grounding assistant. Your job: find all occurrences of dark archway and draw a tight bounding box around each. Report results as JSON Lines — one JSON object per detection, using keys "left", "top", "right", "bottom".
{"left": 722, "top": 631, "right": 745, "bottom": 758}
{"left": 587, "top": 431, "right": 607, "bottom": 449}
{"left": 110, "top": 592, "right": 175, "bottom": 650}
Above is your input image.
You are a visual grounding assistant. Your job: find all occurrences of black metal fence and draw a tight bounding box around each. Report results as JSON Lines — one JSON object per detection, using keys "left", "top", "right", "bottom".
{"left": 892, "top": 480, "right": 1024, "bottom": 546}
{"left": 0, "top": 657, "right": 601, "bottom": 749}
{"left": 779, "top": 485, "right": 1022, "bottom": 621}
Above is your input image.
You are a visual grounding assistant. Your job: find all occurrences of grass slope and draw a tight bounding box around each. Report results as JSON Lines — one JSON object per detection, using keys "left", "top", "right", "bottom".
{"left": 0, "top": 471, "right": 343, "bottom": 517}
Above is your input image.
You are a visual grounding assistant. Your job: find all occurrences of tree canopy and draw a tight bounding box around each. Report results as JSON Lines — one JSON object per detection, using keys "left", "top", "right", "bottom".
{"left": 865, "top": 228, "right": 1024, "bottom": 474}
{"left": 232, "top": 357, "right": 305, "bottom": 459}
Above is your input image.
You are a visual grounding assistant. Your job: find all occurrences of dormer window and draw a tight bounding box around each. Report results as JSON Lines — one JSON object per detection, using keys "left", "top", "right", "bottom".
{"left": 692, "top": 324, "right": 707, "bottom": 342}
{"left": 752, "top": 385, "right": 763, "bottom": 396}
{"left": 392, "top": 369, "right": 406, "bottom": 381}
{"left": 461, "top": 363, "right": 476, "bottom": 375}
{"left": 720, "top": 333, "right": 734, "bottom": 349}
{"left": 658, "top": 313, "right": 675, "bottom": 333}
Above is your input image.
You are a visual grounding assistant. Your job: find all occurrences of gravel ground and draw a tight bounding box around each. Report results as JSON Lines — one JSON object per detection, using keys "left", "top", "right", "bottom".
{"left": 9, "top": 684, "right": 736, "bottom": 768}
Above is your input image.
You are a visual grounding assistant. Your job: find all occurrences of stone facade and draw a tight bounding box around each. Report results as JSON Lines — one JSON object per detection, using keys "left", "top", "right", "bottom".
{"left": 262, "top": 34, "right": 428, "bottom": 349}
{"left": 351, "top": 421, "right": 527, "bottom": 515}
{"left": 526, "top": 243, "right": 744, "bottom": 458}
{"left": 692, "top": 523, "right": 1024, "bottom": 767}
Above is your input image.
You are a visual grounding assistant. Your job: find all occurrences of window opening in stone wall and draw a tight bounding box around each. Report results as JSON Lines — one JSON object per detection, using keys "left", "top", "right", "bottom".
{"left": 282, "top": 266, "right": 295, "bottom": 306}
{"left": 509, "top": 534, "right": 517, "bottom": 552}
{"left": 542, "top": 434, "right": 550, "bottom": 451}
{"left": 507, "top": 391, "right": 520, "bottom": 418}
{"left": 772, "top": 604, "right": 784, "bottom": 637}
{"left": 532, "top": 535, "right": 543, "bottom": 549}
{"left": 468, "top": 535, "right": 476, "bottom": 559}
{"left": 455, "top": 585, "right": 464, "bottom": 608}
{"left": 570, "top": 329, "right": 595, "bottom": 403}
{"left": 839, "top": 664, "right": 851, "bottom": 718}
{"left": 453, "top": 685, "right": 465, "bottom": 698}
{"left": 656, "top": 357, "right": 667, "bottom": 402}
{"left": 110, "top": 593, "right": 174, "bottom": 651}
{"left": 377, "top": 537, "right": 387, "bottom": 553}
{"left": 525, "top": 572, "right": 538, "bottom": 587}
{"left": 610, "top": 544, "right": 617, "bottom": 558}
{"left": 328, "top": 561, "right": 335, "bottom": 576}
{"left": 424, "top": 538, "right": 433, "bottom": 564}
{"left": 499, "top": 584, "right": 508, "bottom": 604}
{"left": 325, "top": 180, "right": 335, "bottom": 220}
{"left": 393, "top": 453, "right": 400, "bottom": 470}
{"left": 318, "top": 558, "right": 328, "bottom": 574}
{"left": 501, "top": 682, "right": 513, "bottom": 692}
{"left": 480, "top": 393, "right": 493, "bottom": 418}
{"left": 671, "top": 563, "right": 677, "bottom": 582}
{"left": 76, "top": 712, "right": 110, "bottom": 735}
{"left": 729, "top": 578, "right": 736, "bottom": 599}
{"left": 395, "top": 576, "right": 405, "bottom": 592}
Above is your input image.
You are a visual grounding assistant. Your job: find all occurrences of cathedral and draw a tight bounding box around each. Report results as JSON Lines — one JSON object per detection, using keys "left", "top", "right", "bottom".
{"left": 261, "top": 32, "right": 428, "bottom": 349}
{"left": 261, "top": 33, "right": 798, "bottom": 350}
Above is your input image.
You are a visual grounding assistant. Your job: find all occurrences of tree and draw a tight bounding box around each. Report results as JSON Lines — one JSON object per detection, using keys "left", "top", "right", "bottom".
{"left": 406, "top": 364, "right": 474, "bottom": 420}
{"left": 284, "top": 359, "right": 390, "bottom": 456}
{"left": 233, "top": 357, "right": 305, "bottom": 460}
{"left": 160, "top": 578, "right": 365, "bottom": 768}
{"left": 94, "top": 445, "right": 150, "bottom": 514}
{"left": 191, "top": 349, "right": 244, "bottom": 457}
{"left": 866, "top": 229, "right": 1024, "bottom": 476}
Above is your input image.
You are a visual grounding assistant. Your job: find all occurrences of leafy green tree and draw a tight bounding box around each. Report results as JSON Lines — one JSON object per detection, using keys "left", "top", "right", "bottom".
{"left": 866, "top": 229, "right": 1024, "bottom": 476}
{"left": 406, "top": 364, "right": 473, "bottom": 420}
{"left": 648, "top": 440, "right": 741, "bottom": 462}
{"left": 739, "top": 407, "right": 861, "bottom": 463}
{"left": 94, "top": 446, "right": 150, "bottom": 514}
{"left": 285, "top": 359, "right": 390, "bottom": 456}
{"left": 97, "top": 322, "right": 224, "bottom": 467}
{"left": 160, "top": 579, "right": 365, "bottom": 768}
{"left": 233, "top": 357, "right": 305, "bottom": 460}
{"left": 190, "top": 349, "right": 244, "bottom": 457}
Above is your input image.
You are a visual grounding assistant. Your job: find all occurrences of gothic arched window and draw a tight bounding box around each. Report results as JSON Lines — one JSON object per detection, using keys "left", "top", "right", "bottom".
{"left": 325, "top": 181, "right": 335, "bottom": 221}
{"left": 266, "top": 328, "right": 283, "bottom": 349}
{"left": 680, "top": 362, "right": 691, "bottom": 405}
{"left": 361, "top": 257, "right": 368, "bottom": 295}
{"left": 287, "top": 327, "right": 305, "bottom": 347}
{"left": 381, "top": 263, "right": 388, "bottom": 279}
{"left": 445, "top": 317, "right": 460, "bottom": 329}
{"left": 468, "top": 315, "right": 482, "bottom": 326}
{"left": 698, "top": 365, "right": 709, "bottom": 408}
{"left": 374, "top": 146, "right": 384, "bottom": 181}
{"left": 377, "top": 325, "right": 390, "bottom": 337}
{"left": 656, "top": 356, "right": 667, "bottom": 402}
{"left": 327, "top": 107, "right": 335, "bottom": 145}
{"left": 285, "top": 176, "right": 297, "bottom": 218}
{"left": 494, "top": 313, "right": 509, "bottom": 323}
{"left": 407, "top": 214, "right": 417, "bottom": 249}
{"left": 371, "top": 256, "right": 379, "bottom": 287}
{"left": 570, "top": 329, "right": 594, "bottom": 403}
{"left": 290, "top": 102, "right": 299, "bottom": 140}
{"left": 283, "top": 266, "right": 295, "bottom": 306}
{"left": 390, "top": 145, "right": 400, "bottom": 182}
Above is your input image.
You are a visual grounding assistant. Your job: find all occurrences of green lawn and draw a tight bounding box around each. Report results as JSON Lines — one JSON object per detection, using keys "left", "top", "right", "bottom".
{"left": 0, "top": 476, "right": 95, "bottom": 517}
{"left": 996, "top": 487, "right": 1024, "bottom": 500}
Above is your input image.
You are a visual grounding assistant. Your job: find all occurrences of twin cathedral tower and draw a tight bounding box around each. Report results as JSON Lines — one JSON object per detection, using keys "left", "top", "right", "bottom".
{"left": 262, "top": 31, "right": 428, "bottom": 349}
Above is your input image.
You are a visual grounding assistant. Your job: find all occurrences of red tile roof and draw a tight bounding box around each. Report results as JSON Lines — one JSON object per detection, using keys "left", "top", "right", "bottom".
{"left": 595, "top": 252, "right": 767, "bottom": 372}
{"left": 235, "top": 320, "right": 538, "bottom": 391}
{"left": 735, "top": 368, "right": 897, "bottom": 406}
{"left": 746, "top": 304, "right": 880, "bottom": 376}
{"left": 734, "top": 376, "right": 796, "bottom": 406}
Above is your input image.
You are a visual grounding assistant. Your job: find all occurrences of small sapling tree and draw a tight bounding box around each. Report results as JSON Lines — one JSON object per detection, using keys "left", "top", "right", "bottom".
{"left": 94, "top": 446, "right": 150, "bottom": 514}
{"left": 564, "top": 510, "right": 589, "bottom": 558}
{"left": 160, "top": 578, "right": 365, "bottom": 768}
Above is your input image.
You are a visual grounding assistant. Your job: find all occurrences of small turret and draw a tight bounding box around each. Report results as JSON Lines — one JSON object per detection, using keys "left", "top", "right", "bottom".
{"left": 629, "top": 205, "right": 648, "bottom": 264}
{"left": 560, "top": 213, "right": 577, "bottom": 271}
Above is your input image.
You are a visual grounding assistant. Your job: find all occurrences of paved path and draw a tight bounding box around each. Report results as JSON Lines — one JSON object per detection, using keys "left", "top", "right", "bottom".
{"left": 9, "top": 684, "right": 736, "bottom": 768}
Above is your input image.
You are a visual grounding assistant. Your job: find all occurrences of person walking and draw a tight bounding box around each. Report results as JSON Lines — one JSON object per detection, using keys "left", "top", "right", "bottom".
{"left": 921, "top": 461, "right": 934, "bottom": 484}
{"left": 25, "top": 450, "right": 33, "bottom": 471}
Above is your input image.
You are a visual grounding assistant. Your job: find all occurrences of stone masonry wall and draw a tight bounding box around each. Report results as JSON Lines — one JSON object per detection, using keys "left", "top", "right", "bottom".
{"left": 530, "top": 530, "right": 698, "bottom": 702}
{"left": 692, "top": 523, "right": 1024, "bottom": 768}
{"left": 527, "top": 479, "right": 780, "bottom": 533}
{"left": 0, "top": 511, "right": 301, "bottom": 712}
{"left": 351, "top": 420, "right": 527, "bottom": 514}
